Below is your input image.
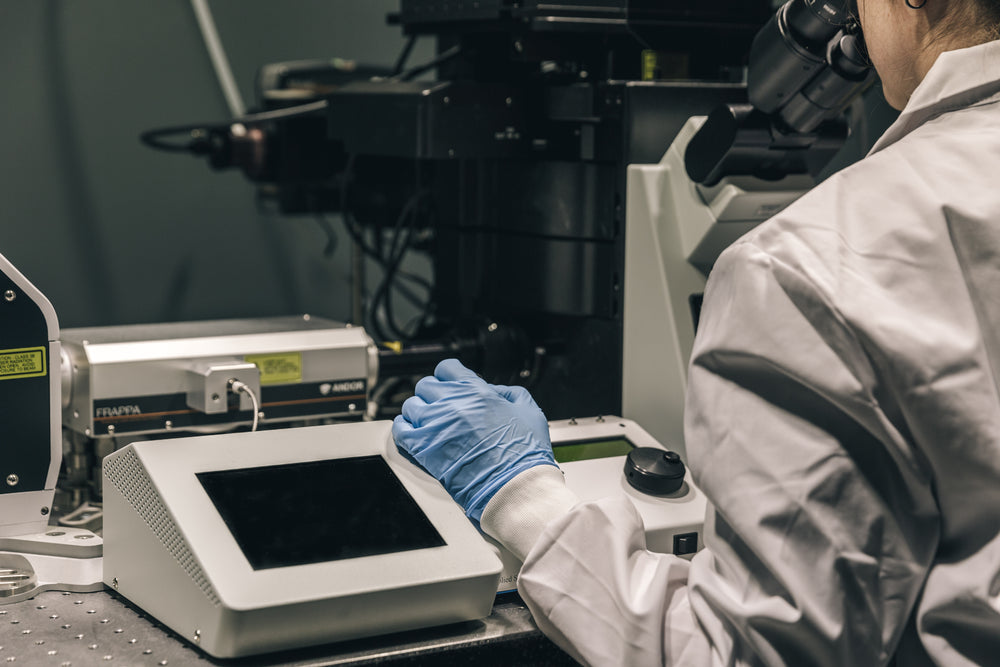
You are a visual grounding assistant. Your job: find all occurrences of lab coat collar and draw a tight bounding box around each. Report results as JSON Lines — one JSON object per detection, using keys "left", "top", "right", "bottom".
{"left": 870, "top": 39, "right": 1000, "bottom": 154}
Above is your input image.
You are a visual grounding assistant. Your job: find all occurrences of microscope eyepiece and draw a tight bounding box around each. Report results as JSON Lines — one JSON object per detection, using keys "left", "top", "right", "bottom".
{"left": 747, "top": 0, "right": 869, "bottom": 133}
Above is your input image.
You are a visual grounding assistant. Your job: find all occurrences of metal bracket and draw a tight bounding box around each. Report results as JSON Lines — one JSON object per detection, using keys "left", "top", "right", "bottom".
{"left": 0, "top": 528, "right": 104, "bottom": 604}
{"left": 185, "top": 361, "right": 260, "bottom": 415}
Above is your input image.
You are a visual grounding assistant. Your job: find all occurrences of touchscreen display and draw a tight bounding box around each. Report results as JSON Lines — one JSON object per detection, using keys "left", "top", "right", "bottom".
{"left": 552, "top": 437, "right": 635, "bottom": 463}
{"left": 197, "top": 455, "right": 446, "bottom": 570}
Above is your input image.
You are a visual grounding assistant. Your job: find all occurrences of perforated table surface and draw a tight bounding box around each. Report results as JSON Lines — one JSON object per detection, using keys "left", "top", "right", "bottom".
{"left": 0, "top": 589, "right": 577, "bottom": 666}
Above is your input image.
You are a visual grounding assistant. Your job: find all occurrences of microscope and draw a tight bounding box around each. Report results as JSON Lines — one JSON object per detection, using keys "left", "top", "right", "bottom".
{"left": 146, "top": 0, "right": 871, "bottom": 457}
{"left": 2, "top": 0, "right": 873, "bottom": 644}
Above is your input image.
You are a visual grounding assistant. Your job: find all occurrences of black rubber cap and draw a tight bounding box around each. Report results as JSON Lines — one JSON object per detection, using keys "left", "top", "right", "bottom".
{"left": 624, "top": 448, "right": 686, "bottom": 496}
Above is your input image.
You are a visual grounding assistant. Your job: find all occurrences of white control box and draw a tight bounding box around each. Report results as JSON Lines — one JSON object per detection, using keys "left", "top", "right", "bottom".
{"left": 494, "top": 416, "right": 707, "bottom": 592}
{"left": 102, "top": 421, "right": 501, "bottom": 658}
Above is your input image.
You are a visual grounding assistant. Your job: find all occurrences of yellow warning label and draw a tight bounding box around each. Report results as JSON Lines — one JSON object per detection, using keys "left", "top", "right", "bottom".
{"left": 0, "top": 347, "right": 47, "bottom": 381}
{"left": 641, "top": 50, "right": 658, "bottom": 81}
{"left": 245, "top": 352, "right": 302, "bottom": 386}
{"left": 381, "top": 340, "right": 403, "bottom": 354}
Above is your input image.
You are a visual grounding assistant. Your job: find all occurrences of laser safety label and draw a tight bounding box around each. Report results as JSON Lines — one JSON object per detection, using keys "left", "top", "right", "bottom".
{"left": 0, "top": 346, "right": 47, "bottom": 381}
{"left": 245, "top": 352, "right": 302, "bottom": 385}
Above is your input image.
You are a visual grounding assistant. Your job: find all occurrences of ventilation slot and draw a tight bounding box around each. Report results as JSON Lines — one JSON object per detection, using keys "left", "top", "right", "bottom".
{"left": 104, "top": 449, "right": 221, "bottom": 607}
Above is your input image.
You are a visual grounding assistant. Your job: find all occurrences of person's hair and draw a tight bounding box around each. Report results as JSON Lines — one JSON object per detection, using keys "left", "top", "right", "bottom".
{"left": 924, "top": 0, "right": 1000, "bottom": 49}
{"left": 963, "top": 0, "right": 1000, "bottom": 40}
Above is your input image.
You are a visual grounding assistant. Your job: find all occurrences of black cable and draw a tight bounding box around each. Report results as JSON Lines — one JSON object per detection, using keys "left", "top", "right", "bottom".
{"left": 370, "top": 193, "right": 423, "bottom": 339}
{"left": 339, "top": 153, "right": 389, "bottom": 339}
{"left": 338, "top": 156, "right": 430, "bottom": 296}
{"left": 139, "top": 99, "right": 330, "bottom": 153}
{"left": 383, "top": 199, "right": 426, "bottom": 338}
{"left": 370, "top": 374, "right": 419, "bottom": 419}
{"left": 393, "top": 35, "right": 418, "bottom": 76}
{"left": 339, "top": 153, "right": 434, "bottom": 340}
{"left": 395, "top": 268, "right": 432, "bottom": 291}
{"left": 372, "top": 192, "right": 436, "bottom": 340}
{"left": 394, "top": 44, "right": 463, "bottom": 82}
{"left": 314, "top": 214, "right": 339, "bottom": 257}
{"left": 404, "top": 260, "right": 438, "bottom": 335}
{"left": 338, "top": 154, "right": 383, "bottom": 259}
{"left": 141, "top": 129, "right": 211, "bottom": 153}
{"left": 390, "top": 159, "right": 438, "bottom": 337}
{"left": 383, "top": 161, "right": 431, "bottom": 335}
{"left": 391, "top": 230, "right": 434, "bottom": 333}
{"left": 405, "top": 274, "right": 437, "bottom": 335}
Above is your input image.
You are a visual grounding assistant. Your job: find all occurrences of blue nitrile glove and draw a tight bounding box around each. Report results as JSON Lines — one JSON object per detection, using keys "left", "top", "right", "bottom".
{"left": 392, "top": 358, "right": 558, "bottom": 523}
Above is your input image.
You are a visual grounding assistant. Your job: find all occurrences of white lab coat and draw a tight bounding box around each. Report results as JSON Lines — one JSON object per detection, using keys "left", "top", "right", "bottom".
{"left": 480, "top": 39, "right": 1000, "bottom": 666}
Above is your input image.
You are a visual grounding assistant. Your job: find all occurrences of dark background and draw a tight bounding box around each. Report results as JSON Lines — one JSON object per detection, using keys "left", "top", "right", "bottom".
{"left": 0, "top": 0, "right": 432, "bottom": 328}
{"left": 0, "top": 1, "right": 895, "bottom": 331}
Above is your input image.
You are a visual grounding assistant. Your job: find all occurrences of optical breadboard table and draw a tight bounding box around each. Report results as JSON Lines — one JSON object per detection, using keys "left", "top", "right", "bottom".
{"left": 2, "top": 416, "right": 702, "bottom": 664}
{"left": 0, "top": 588, "right": 578, "bottom": 665}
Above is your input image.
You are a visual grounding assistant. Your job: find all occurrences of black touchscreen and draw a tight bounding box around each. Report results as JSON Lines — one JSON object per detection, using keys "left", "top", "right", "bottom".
{"left": 197, "top": 455, "right": 446, "bottom": 570}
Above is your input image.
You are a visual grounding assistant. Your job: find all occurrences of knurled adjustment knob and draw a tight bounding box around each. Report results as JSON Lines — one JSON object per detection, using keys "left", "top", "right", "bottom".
{"left": 624, "top": 448, "right": 686, "bottom": 495}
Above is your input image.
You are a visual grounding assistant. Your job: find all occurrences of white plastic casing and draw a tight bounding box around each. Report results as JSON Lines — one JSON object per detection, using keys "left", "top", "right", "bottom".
{"left": 493, "top": 416, "right": 709, "bottom": 592}
{"left": 102, "top": 421, "right": 501, "bottom": 658}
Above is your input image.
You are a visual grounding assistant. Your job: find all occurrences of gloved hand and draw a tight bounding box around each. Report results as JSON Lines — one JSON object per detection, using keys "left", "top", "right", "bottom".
{"left": 392, "top": 358, "right": 558, "bottom": 523}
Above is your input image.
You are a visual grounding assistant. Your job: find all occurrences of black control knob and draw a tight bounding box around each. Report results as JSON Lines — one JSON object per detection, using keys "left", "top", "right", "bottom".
{"left": 624, "top": 448, "right": 686, "bottom": 496}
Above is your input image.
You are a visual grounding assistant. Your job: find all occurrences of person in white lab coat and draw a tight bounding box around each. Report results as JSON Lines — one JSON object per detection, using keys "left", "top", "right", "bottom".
{"left": 393, "top": 0, "right": 1000, "bottom": 664}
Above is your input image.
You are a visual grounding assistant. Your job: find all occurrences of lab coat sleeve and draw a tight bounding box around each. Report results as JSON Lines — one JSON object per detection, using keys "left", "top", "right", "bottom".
{"left": 514, "top": 238, "right": 941, "bottom": 666}
{"left": 480, "top": 464, "right": 580, "bottom": 561}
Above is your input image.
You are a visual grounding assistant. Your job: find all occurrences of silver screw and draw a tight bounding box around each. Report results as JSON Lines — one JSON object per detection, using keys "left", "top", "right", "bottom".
{"left": 41, "top": 506, "right": 49, "bottom": 516}
{"left": 488, "top": 322, "right": 499, "bottom": 333}
{"left": 6, "top": 474, "right": 18, "bottom": 487}
{"left": 164, "top": 420, "right": 173, "bottom": 430}
{"left": 193, "top": 629, "right": 201, "bottom": 644}
{"left": 107, "top": 424, "right": 116, "bottom": 435}
{"left": 519, "top": 370, "right": 531, "bottom": 378}
{"left": 443, "top": 96, "right": 450, "bottom": 105}
{"left": 3, "top": 290, "right": 14, "bottom": 302}
{"left": 111, "top": 578, "right": 118, "bottom": 590}
{"left": 506, "top": 97, "right": 513, "bottom": 107}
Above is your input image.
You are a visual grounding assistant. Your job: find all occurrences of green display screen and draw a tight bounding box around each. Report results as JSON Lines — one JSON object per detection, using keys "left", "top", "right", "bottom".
{"left": 552, "top": 437, "right": 635, "bottom": 463}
